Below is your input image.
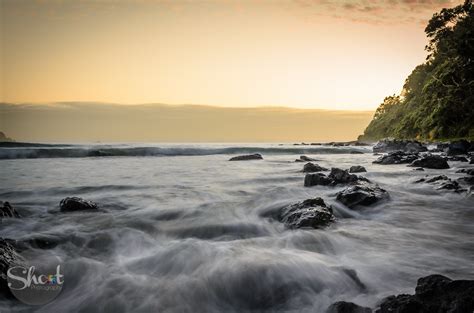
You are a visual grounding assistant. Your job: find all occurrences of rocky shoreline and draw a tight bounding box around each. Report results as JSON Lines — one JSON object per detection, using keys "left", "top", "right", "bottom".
{"left": 1, "top": 139, "right": 473, "bottom": 311}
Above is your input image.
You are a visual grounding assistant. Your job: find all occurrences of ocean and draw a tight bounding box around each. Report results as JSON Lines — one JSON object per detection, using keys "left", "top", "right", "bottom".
{"left": 1, "top": 143, "right": 473, "bottom": 312}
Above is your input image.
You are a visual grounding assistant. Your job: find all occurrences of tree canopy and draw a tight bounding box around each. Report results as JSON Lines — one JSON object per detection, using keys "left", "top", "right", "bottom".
{"left": 360, "top": 0, "right": 474, "bottom": 141}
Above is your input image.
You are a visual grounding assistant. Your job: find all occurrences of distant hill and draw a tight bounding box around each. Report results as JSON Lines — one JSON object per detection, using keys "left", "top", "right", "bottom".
{"left": 0, "top": 102, "right": 372, "bottom": 143}
{"left": 0, "top": 131, "right": 14, "bottom": 142}
{"left": 360, "top": 0, "right": 474, "bottom": 142}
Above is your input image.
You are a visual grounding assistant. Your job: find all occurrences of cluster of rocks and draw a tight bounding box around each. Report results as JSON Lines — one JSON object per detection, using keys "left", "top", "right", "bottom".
{"left": 293, "top": 141, "right": 369, "bottom": 146}
{"left": 373, "top": 139, "right": 427, "bottom": 153}
{"left": 302, "top": 162, "right": 328, "bottom": 173}
{"left": 229, "top": 153, "right": 263, "bottom": 161}
{"left": 326, "top": 274, "right": 474, "bottom": 313}
{"left": 373, "top": 151, "right": 419, "bottom": 165}
{"left": 415, "top": 175, "right": 466, "bottom": 193}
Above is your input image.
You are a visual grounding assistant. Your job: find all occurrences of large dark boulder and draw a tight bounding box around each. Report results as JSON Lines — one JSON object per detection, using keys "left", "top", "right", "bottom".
{"left": 229, "top": 153, "right": 263, "bottom": 161}
{"left": 329, "top": 168, "right": 360, "bottom": 184}
{"left": 373, "top": 151, "right": 419, "bottom": 165}
{"left": 349, "top": 166, "right": 367, "bottom": 173}
{"left": 304, "top": 173, "right": 333, "bottom": 187}
{"left": 302, "top": 162, "right": 328, "bottom": 173}
{"left": 373, "top": 139, "right": 427, "bottom": 153}
{"left": 327, "top": 301, "right": 372, "bottom": 313}
{"left": 336, "top": 182, "right": 389, "bottom": 209}
{"left": 59, "top": 197, "right": 99, "bottom": 212}
{"left": 272, "top": 198, "right": 335, "bottom": 229}
{"left": 376, "top": 274, "right": 474, "bottom": 313}
{"left": 410, "top": 155, "right": 449, "bottom": 169}
{"left": 0, "top": 202, "right": 20, "bottom": 218}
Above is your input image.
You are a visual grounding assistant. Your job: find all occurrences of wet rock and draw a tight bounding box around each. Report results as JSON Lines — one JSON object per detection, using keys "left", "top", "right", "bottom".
{"left": 336, "top": 181, "right": 389, "bottom": 209}
{"left": 327, "top": 301, "right": 372, "bottom": 313}
{"left": 373, "top": 139, "right": 427, "bottom": 153}
{"left": 0, "top": 238, "right": 23, "bottom": 298}
{"left": 456, "top": 168, "right": 474, "bottom": 175}
{"left": 447, "top": 156, "right": 468, "bottom": 162}
{"left": 350, "top": 151, "right": 364, "bottom": 154}
{"left": 415, "top": 175, "right": 466, "bottom": 193}
{"left": 229, "top": 153, "right": 263, "bottom": 161}
{"left": 446, "top": 139, "right": 470, "bottom": 155}
{"left": 459, "top": 176, "right": 474, "bottom": 185}
{"left": 299, "top": 155, "right": 318, "bottom": 162}
{"left": 277, "top": 198, "right": 335, "bottom": 229}
{"left": 0, "top": 202, "right": 20, "bottom": 218}
{"left": 304, "top": 168, "right": 368, "bottom": 187}
{"left": 304, "top": 173, "right": 333, "bottom": 187}
{"left": 60, "top": 197, "right": 99, "bottom": 212}
{"left": 376, "top": 274, "right": 474, "bottom": 313}
{"left": 373, "top": 151, "right": 419, "bottom": 165}
{"left": 302, "top": 162, "right": 328, "bottom": 173}
{"left": 349, "top": 165, "right": 367, "bottom": 173}
{"left": 413, "top": 167, "right": 424, "bottom": 171}
{"left": 410, "top": 155, "right": 449, "bottom": 169}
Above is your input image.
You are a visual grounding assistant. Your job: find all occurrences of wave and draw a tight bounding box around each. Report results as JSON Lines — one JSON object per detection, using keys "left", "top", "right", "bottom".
{"left": 0, "top": 145, "right": 369, "bottom": 159}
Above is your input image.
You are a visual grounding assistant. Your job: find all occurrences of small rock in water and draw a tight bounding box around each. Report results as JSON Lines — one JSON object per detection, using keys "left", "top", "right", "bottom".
{"left": 0, "top": 202, "right": 20, "bottom": 218}
{"left": 277, "top": 197, "right": 335, "bottom": 229}
{"left": 373, "top": 151, "right": 419, "bottom": 165}
{"left": 302, "top": 162, "right": 328, "bottom": 173}
{"left": 304, "top": 168, "right": 368, "bottom": 187}
{"left": 326, "top": 301, "right": 372, "bottom": 313}
{"left": 336, "top": 181, "right": 389, "bottom": 209}
{"left": 413, "top": 167, "right": 424, "bottom": 171}
{"left": 414, "top": 175, "right": 466, "bottom": 193}
{"left": 349, "top": 165, "right": 367, "bottom": 173}
{"left": 350, "top": 151, "right": 364, "bottom": 154}
{"left": 299, "top": 155, "right": 317, "bottom": 162}
{"left": 373, "top": 139, "right": 427, "bottom": 153}
{"left": 229, "top": 153, "right": 263, "bottom": 161}
{"left": 376, "top": 274, "right": 474, "bottom": 313}
{"left": 60, "top": 197, "right": 99, "bottom": 212}
{"left": 456, "top": 168, "right": 474, "bottom": 175}
{"left": 0, "top": 238, "right": 23, "bottom": 298}
{"left": 458, "top": 176, "right": 474, "bottom": 185}
{"left": 447, "top": 156, "right": 468, "bottom": 162}
{"left": 410, "top": 155, "right": 449, "bottom": 169}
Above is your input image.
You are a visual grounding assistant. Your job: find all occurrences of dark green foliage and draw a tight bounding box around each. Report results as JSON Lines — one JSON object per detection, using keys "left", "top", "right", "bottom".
{"left": 360, "top": 0, "right": 474, "bottom": 141}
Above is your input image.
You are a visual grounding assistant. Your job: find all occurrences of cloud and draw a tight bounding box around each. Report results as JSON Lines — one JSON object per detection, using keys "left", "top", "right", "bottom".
{"left": 293, "top": 0, "right": 463, "bottom": 25}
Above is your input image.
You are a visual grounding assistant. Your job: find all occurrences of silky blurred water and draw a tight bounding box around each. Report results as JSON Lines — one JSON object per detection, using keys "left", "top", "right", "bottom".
{"left": 0, "top": 143, "right": 473, "bottom": 312}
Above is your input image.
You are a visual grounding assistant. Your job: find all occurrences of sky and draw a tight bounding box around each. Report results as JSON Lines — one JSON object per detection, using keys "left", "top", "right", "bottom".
{"left": 0, "top": 0, "right": 463, "bottom": 110}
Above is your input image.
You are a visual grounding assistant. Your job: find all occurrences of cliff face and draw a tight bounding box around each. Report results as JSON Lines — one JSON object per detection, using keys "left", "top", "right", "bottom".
{"left": 360, "top": 0, "right": 474, "bottom": 142}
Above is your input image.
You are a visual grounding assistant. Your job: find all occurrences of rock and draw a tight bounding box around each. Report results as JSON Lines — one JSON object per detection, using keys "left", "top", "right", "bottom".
{"left": 459, "top": 176, "right": 474, "bottom": 185}
{"left": 304, "top": 168, "right": 367, "bottom": 187}
{"left": 59, "top": 197, "right": 99, "bottom": 212}
{"left": 350, "top": 151, "right": 364, "bottom": 154}
{"left": 304, "top": 173, "right": 333, "bottom": 187}
{"left": 302, "top": 162, "right": 328, "bottom": 173}
{"left": 349, "top": 165, "right": 367, "bottom": 173}
{"left": 376, "top": 274, "right": 474, "bottom": 313}
{"left": 229, "top": 153, "right": 263, "bottom": 161}
{"left": 373, "top": 151, "right": 419, "bottom": 165}
{"left": 0, "top": 202, "right": 20, "bottom": 218}
{"left": 336, "top": 181, "right": 389, "bottom": 209}
{"left": 456, "top": 168, "right": 474, "bottom": 175}
{"left": 277, "top": 198, "right": 335, "bottom": 229}
{"left": 327, "top": 301, "right": 372, "bottom": 313}
{"left": 330, "top": 168, "right": 360, "bottom": 184}
{"left": 446, "top": 140, "right": 470, "bottom": 155}
{"left": 299, "top": 155, "right": 318, "bottom": 162}
{"left": 415, "top": 175, "right": 466, "bottom": 193}
{"left": 373, "top": 139, "right": 427, "bottom": 153}
{"left": 413, "top": 167, "right": 424, "bottom": 171}
{"left": 410, "top": 155, "right": 449, "bottom": 169}
{"left": 0, "top": 238, "right": 23, "bottom": 298}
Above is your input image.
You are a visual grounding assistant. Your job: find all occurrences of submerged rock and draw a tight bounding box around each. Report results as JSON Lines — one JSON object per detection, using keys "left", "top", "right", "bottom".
{"left": 410, "top": 155, "right": 449, "bottom": 169}
{"left": 413, "top": 167, "right": 424, "bottom": 171}
{"left": 336, "top": 181, "right": 389, "bottom": 209}
{"left": 1, "top": 202, "right": 20, "bottom": 218}
{"left": 415, "top": 175, "right": 466, "bottom": 193}
{"left": 60, "top": 197, "right": 99, "bottom": 212}
{"left": 373, "top": 151, "right": 419, "bottom": 165}
{"left": 229, "top": 153, "right": 263, "bottom": 161}
{"left": 299, "top": 155, "right": 318, "bottom": 162}
{"left": 456, "top": 168, "right": 474, "bottom": 175}
{"left": 302, "top": 162, "right": 328, "bottom": 173}
{"left": 373, "top": 139, "right": 427, "bottom": 153}
{"left": 376, "top": 274, "right": 474, "bottom": 313}
{"left": 458, "top": 176, "right": 474, "bottom": 185}
{"left": 276, "top": 198, "right": 335, "bottom": 229}
{"left": 327, "top": 301, "right": 372, "bottom": 313}
{"left": 349, "top": 165, "right": 367, "bottom": 173}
